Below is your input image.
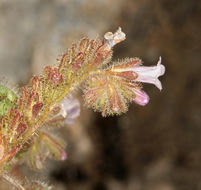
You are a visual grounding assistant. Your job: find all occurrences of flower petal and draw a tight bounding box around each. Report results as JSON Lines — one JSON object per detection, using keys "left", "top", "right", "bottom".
{"left": 59, "top": 94, "right": 80, "bottom": 125}
{"left": 132, "top": 57, "right": 165, "bottom": 90}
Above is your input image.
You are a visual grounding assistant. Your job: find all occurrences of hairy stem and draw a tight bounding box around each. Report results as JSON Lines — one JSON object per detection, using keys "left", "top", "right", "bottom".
{"left": 2, "top": 174, "right": 25, "bottom": 190}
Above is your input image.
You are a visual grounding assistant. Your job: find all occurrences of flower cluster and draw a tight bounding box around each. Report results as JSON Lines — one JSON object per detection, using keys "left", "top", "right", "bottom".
{"left": 83, "top": 28, "right": 165, "bottom": 116}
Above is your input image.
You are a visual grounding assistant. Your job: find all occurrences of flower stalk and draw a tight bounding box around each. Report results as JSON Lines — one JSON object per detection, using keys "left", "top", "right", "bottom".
{"left": 0, "top": 27, "right": 165, "bottom": 186}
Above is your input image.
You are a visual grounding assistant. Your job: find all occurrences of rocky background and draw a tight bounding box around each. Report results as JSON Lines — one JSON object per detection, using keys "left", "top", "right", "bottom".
{"left": 0, "top": 0, "right": 201, "bottom": 189}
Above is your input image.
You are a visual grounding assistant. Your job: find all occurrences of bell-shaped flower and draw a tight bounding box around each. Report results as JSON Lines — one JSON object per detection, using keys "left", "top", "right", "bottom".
{"left": 132, "top": 57, "right": 165, "bottom": 90}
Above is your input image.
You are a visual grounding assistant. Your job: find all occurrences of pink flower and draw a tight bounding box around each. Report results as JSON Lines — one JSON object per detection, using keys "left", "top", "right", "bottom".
{"left": 59, "top": 94, "right": 80, "bottom": 125}
{"left": 110, "top": 56, "right": 165, "bottom": 106}
{"left": 132, "top": 57, "right": 165, "bottom": 106}
{"left": 132, "top": 57, "right": 165, "bottom": 91}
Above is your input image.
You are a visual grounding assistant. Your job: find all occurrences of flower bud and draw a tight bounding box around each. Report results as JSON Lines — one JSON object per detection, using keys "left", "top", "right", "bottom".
{"left": 133, "top": 89, "right": 149, "bottom": 106}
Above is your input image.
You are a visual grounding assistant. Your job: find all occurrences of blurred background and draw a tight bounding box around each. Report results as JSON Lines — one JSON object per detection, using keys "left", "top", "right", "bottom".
{"left": 0, "top": 0, "right": 201, "bottom": 189}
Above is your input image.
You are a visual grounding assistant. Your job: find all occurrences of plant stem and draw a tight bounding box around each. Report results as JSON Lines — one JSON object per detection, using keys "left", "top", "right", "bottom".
{"left": 2, "top": 174, "right": 25, "bottom": 190}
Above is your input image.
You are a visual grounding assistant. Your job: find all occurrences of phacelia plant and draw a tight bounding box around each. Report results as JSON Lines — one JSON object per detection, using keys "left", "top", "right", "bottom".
{"left": 0, "top": 28, "right": 165, "bottom": 189}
